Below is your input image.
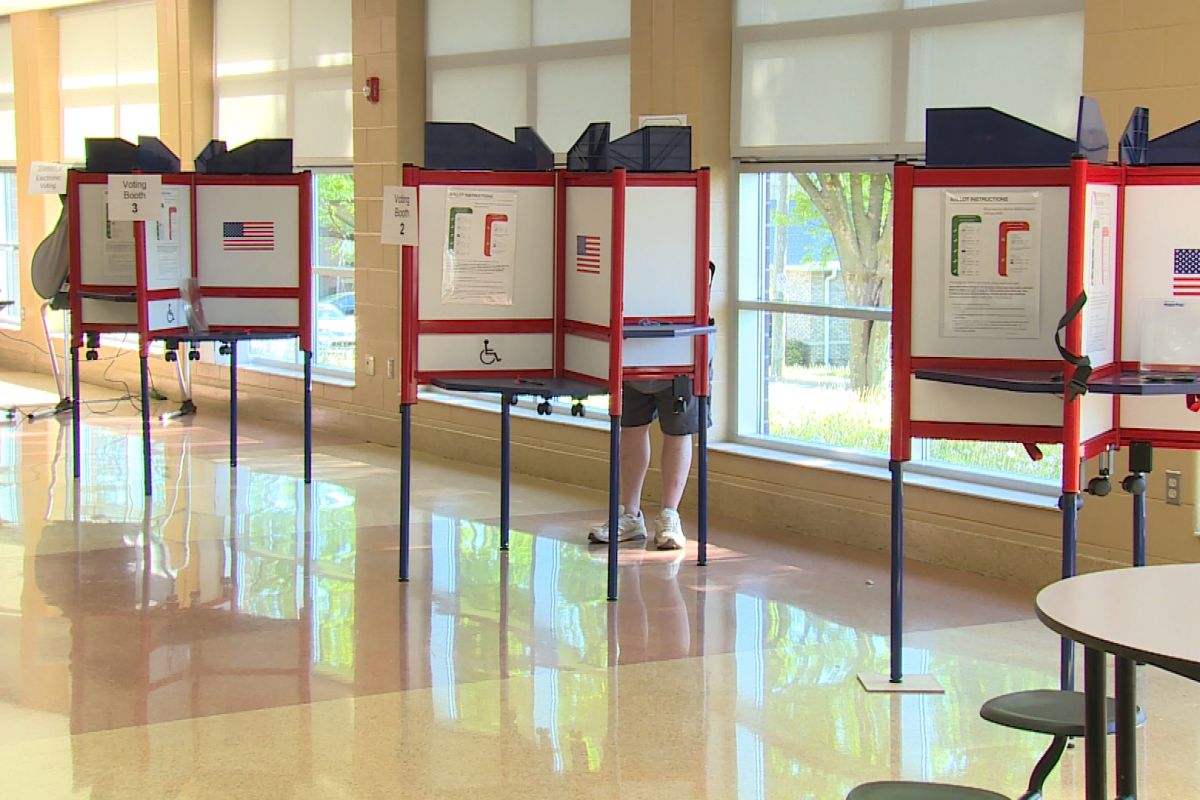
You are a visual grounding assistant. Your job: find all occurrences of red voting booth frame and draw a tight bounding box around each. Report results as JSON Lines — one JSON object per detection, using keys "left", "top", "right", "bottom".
{"left": 888, "top": 159, "right": 1200, "bottom": 692}
{"left": 65, "top": 170, "right": 314, "bottom": 499}
{"left": 397, "top": 165, "right": 712, "bottom": 601}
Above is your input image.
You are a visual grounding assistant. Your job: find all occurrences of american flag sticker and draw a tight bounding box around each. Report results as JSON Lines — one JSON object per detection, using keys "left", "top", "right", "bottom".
{"left": 1174, "top": 249, "right": 1200, "bottom": 296}
{"left": 223, "top": 221, "right": 275, "bottom": 252}
{"left": 576, "top": 234, "right": 601, "bottom": 274}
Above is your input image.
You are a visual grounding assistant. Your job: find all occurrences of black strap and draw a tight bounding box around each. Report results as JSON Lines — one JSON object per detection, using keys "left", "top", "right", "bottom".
{"left": 1054, "top": 290, "right": 1091, "bottom": 400}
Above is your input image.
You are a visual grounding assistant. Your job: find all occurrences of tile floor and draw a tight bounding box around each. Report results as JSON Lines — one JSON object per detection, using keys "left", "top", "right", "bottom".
{"left": 0, "top": 369, "right": 1197, "bottom": 799}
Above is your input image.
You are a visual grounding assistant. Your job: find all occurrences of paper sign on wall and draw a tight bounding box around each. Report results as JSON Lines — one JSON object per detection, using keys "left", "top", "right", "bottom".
{"left": 441, "top": 188, "right": 517, "bottom": 305}
{"left": 29, "top": 162, "right": 68, "bottom": 195}
{"left": 106, "top": 174, "right": 162, "bottom": 221}
{"left": 381, "top": 185, "right": 418, "bottom": 246}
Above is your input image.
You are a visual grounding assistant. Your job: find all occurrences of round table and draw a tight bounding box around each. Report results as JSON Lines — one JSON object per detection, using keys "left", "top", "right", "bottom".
{"left": 1036, "top": 564, "right": 1200, "bottom": 799}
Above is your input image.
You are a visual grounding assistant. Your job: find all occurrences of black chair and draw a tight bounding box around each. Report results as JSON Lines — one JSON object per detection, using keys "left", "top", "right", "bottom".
{"left": 980, "top": 689, "right": 1144, "bottom": 800}
{"left": 848, "top": 782, "right": 1007, "bottom": 799}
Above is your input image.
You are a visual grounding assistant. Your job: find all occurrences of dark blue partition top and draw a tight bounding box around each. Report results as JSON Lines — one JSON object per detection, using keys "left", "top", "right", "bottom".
{"left": 567, "top": 122, "right": 692, "bottom": 172}
{"left": 195, "top": 139, "right": 293, "bottom": 174}
{"left": 926, "top": 98, "right": 1109, "bottom": 168}
{"left": 1121, "top": 107, "right": 1150, "bottom": 166}
{"left": 1148, "top": 118, "right": 1200, "bottom": 165}
{"left": 424, "top": 122, "right": 553, "bottom": 171}
{"left": 84, "top": 137, "right": 183, "bottom": 174}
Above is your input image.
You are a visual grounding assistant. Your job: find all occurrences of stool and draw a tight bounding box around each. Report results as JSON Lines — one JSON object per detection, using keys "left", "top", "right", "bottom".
{"left": 847, "top": 782, "right": 1008, "bottom": 799}
{"left": 980, "top": 689, "right": 1145, "bottom": 800}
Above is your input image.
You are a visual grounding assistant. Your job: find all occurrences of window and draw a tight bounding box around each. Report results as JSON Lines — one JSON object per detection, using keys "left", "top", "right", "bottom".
{"left": 59, "top": 2, "right": 160, "bottom": 162}
{"left": 214, "top": 0, "right": 354, "bottom": 377}
{"left": 241, "top": 170, "right": 355, "bottom": 375}
{"left": 733, "top": 0, "right": 1084, "bottom": 158}
{"left": 426, "top": 0, "right": 631, "bottom": 154}
{"left": 736, "top": 167, "right": 1060, "bottom": 488}
{"left": 0, "top": 171, "right": 18, "bottom": 327}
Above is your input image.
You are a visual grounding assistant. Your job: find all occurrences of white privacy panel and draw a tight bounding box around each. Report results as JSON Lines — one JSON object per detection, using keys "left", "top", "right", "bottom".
{"left": 419, "top": 332, "right": 552, "bottom": 373}
{"left": 910, "top": 185, "right": 1070, "bottom": 360}
{"left": 79, "top": 297, "right": 137, "bottom": 326}
{"left": 1121, "top": 185, "right": 1200, "bottom": 362}
{"left": 623, "top": 185, "right": 696, "bottom": 320}
{"left": 623, "top": 337, "right": 694, "bottom": 368}
{"left": 203, "top": 297, "right": 299, "bottom": 328}
{"left": 143, "top": 184, "right": 193, "bottom": 293}
{"left": 416, "top": 183, "right": 554, "bottom": 320}
{"left": 564, "top": 185, "right": 613, "bottom": 327}
{"left": 1080, "top": 392, "right": 1115, "bottom": 443}
{"left": 146, "top": 298, "right": 186, "bottom": 333}
{"left": 79, "top": 183, "right": 136, "bottom": 287}
{"left": 564, "top": 334, "right": 609, "bottom": 382}
{"left": 1119, "top": 395, "right": 1200, "bottom": 434}
{"left": 195, "top": 184, "right": 300, "bottom": 288}
{"left": 910, "top": 378, "right": 1063, "bottom": 428}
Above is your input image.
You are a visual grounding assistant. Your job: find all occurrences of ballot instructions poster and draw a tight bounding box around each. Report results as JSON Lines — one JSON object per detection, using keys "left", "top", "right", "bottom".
{"left": 100, "top": 188, "right": 136, "bottom": 284}
{"left": 442, "top": 188, "right": 517, "bottom": 305}
{"left": 1082, "top": 185, "right": 1117, "bottom": 363}
{"left": 942, "top": 191, "right": 1042, "bottom": 339}
{"left": 147, "top": 186, "right": 188, "bottom": 290}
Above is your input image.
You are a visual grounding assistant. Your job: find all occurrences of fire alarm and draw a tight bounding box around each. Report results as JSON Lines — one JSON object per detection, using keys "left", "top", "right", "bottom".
{"left": 362, "top": 76, "right": 380, "bottom": 104}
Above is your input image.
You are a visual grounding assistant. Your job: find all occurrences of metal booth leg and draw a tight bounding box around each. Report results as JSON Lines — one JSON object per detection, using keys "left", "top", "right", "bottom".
{"left": 71, "top": 345, "right": 81, "bottom": 480}
{"left": 304, "top": 349, "right": 313, "bottom": 484}
{"left": 500, "top": 393, "right": 511, "bottom": 551}
{"left": 229, "top": 341, "right": 238, "bottom": 469}
{"left": 607, "top": 414, "right": 620, "bottom": 602}
{"left": 1059, "top": 491, "right": 1080, "bottom": 691}
{"left": 697, "top": 394, "right": 708, "bottom": 567}
{"left": 399, "top": 402, "right": 412, "bottom": 582}
{"left": 140, "top": 355, "right": 152, "bottom": 498}
{"left": 889, "top": 459, "right": 904, "bottom": 684}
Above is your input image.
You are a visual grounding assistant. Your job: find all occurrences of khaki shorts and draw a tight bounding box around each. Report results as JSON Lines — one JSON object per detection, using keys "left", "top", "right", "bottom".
{"left": 622, "top": 380, "right": 712, "bottom": 435}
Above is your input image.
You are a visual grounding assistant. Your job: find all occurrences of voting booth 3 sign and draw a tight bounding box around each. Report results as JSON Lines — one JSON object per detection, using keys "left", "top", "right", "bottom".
{"left": 397, "top": 159, "right": 712, "bottom": 601}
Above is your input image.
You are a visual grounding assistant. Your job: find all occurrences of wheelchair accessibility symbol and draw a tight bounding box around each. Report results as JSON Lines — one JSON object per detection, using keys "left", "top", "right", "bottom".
{"left": 479, "top": 339, "right": 502, "bottom": 365}
{"left": 166, "top": 304, "right": 177, "bottom": 324}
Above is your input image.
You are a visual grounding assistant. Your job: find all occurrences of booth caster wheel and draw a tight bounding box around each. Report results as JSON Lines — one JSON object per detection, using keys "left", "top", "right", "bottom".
{"left": 536, "top": 401, "right": 552, "bottom": 416}
{"left": 571, "top": 402, "right": 585, "bottom": 418}
{"left": 508, "top": 395, "right": 519, "bottom": 407}
{"left": 188, "top": 349, "right": 201, "bottom": 361}
{"left": 219, "top": 344, "right": 231, "bottom": 356}
{"left": 165, "top": 351, "right": 178, "bottom": 363}
{"left": 85, "top": 350, "right": 99, "bottom": 361}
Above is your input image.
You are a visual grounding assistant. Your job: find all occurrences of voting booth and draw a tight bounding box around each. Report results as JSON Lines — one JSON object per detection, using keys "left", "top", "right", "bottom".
{"left": 881, "top": 102, "right": 1200, "bottom": 693}
{"left": 65, "top": 138, "right": 313, "bottom": 498}
{"left": 396, "top": 123, "right": 713, "bottom": 601}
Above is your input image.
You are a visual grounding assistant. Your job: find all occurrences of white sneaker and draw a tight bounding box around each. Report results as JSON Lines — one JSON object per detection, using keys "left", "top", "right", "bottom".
{"left": 654, "top": 508, "right": 686, "bottom": 550}
{"left": 588, "top": 506, "right": 647, "bottom": 543}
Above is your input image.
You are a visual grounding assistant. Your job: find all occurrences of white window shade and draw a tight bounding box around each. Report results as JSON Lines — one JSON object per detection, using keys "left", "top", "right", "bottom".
{"left": 430, "top": 64, "right": 528, "bottom": 138}
{"left": 906, "top": 12, "right": 1085, "bottom": 141}
{"left": 0, "top": 22, "right": 14, "bottom": 163}
{"left": 537, "top": 55, "right": 630, "bottom": 153}
{"left": 733, "top": 0, "right": 1084, "bottom": 156}
{"left": 740, "top": 33, "right": 893, "bottom": 149}
{"left": 214, "top": 0, "right": 352, "bottom": 164}
{"left": 59, "top": 2, "right": 159, "bottom": 163}
{"left": 427, "top": 0, "right": 530, "bottom": 56}
{"left": 426, "top": 0, "right": 630, "bottom": 154}
{"left": 532, "top": 0, "right": 630, "bottom": 46}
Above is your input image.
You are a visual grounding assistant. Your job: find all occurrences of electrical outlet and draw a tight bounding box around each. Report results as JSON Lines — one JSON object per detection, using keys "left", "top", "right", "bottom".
{"left": 386, "top": 358, "right": 395, "bottom": 379}
{"left": 364, "top": 354, "right": 375, "bottom": 376}
{"left": 1166, "top": 470, "right": 1182, "bottom": 506}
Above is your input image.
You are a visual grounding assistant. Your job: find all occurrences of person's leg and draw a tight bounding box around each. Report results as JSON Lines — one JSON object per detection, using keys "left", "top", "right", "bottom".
{"left": 659, "top": 432, "right": 692, "bottom": 511}
{"left": 621, "top": 424, "right": 652, "bottom": 513}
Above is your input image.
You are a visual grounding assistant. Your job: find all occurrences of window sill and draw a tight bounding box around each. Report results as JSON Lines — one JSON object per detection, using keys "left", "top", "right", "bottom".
{"left": 713, "top": 440, "right": 1059, "bottom": 511}
{"left": 238, "top": 360, "right": 356, "bottom": 388}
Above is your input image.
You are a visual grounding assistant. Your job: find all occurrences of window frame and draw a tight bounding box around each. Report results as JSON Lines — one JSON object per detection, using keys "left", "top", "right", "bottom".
{"left": 731, "top": 160, "right": 1059, "bottom": 496}
{"left": 0, "top": 169, "right": 18, "bottom": 328}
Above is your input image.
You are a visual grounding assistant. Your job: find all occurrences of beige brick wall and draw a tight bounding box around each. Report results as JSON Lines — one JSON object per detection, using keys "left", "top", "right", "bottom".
{"left": 1085, "top": 0, "right": 1200, "bottom": 146}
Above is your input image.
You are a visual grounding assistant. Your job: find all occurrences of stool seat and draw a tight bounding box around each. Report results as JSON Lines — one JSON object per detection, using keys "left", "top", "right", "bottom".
{"left": 847, "top": 782, "right": 1008, "bottom": 799}
{"left": 980, "top": 690, "right": 1144, "bottom": 737}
